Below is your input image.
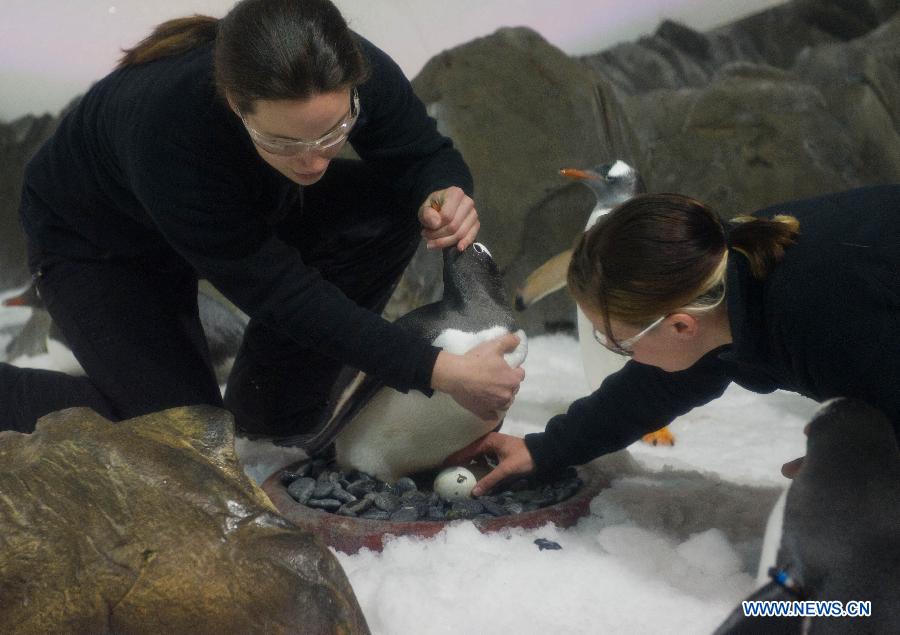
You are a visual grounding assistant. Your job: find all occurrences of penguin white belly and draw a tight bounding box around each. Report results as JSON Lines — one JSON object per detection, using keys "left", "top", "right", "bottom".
{"left": 576, "top": 307, "right": 626, "bottom": 391}
{"left": 46, "top": 337, "right": 85, "bottom": 376}
{"left": 335, "top": 390, "right": 485, "bottom": 483}
{"left": 335, "top": 326, "right": 527, "bottom": 482}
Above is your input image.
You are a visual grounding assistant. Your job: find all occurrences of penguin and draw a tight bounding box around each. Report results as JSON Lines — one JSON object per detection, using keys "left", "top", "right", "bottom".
{"left": 282, "top": 242, "right": 527, "bottom": 483}
{"left": 2, "top": 280, "right": 247, "bottom": 383}
{"left": 515, "top": 161, "right": 672, "bottom": 445}
{"left": 714, "top": 398, "right": 900, "bottom": 634}
{"left": 514, "top": 160, "right": 645, "bottom": 309}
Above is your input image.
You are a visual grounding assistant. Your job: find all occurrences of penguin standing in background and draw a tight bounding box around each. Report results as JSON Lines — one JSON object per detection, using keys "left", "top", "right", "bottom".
{"left": 514, "top": 161, "right": 645, "bottom": 309}
{"left": 715, "top": 398, "right": 900, "bottom": 634}
{"left": 284, "top": 242, "right": 527, "bottom": 483}
{"left": 515, "top": 161, "right": 672, "bottom": 445}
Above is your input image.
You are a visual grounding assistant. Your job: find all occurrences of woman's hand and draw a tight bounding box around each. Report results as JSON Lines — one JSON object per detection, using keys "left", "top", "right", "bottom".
{"left": 444, "top": 432, "right": 536, "bottom": 496}
{"left": 431, "top": 333, "right": 525, "bottom": 424}
{"left": 418, "top": 186, "right": 479, "bottom": 252}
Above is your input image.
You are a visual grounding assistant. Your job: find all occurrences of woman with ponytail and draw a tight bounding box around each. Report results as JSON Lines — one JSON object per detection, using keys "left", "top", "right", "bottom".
{"left": 2, "top": 0, "right": 524, "bottom": 435}
{"left": 453, "top": 186, "right": 900, "bottom": 494}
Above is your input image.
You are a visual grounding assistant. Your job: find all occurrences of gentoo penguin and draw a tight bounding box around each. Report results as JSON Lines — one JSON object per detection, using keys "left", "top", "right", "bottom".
{"left": 714, "top": 398, "right": 900, "bottom": 635}
{"left": 515, "top": 161, "right": 672, "bottom": 445}
{"left": 283, "top": 242, "right": 527, "bottom": 483}
{"left": 2, "top": 280, "right": 247, "bottom": 383}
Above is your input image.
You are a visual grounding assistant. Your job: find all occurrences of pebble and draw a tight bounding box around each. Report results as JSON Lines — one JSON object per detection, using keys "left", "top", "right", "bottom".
{"left": 446, "top": 499, "right": 484, "bottom": 520}
{"left": 313, "top": 472, "right": 335, "bottom": 498}
{"left": 373, "top": 492, "right": 401, "bottom": 513}
{"left": 389, "top": 505, "right": 419, "bottom": 522}
{"left": 347, "top": 480, "right": 377, "bottom": 498}
{"left": 307, "top": 498, "right": 341, "bottom": 511}
{"left": 338, "top": 498, "right": 373, "bottom": 517}
{"left": 360, "top": 509, "right": 391, "bottom": 521}
{"left": 481, "top": 499, "right": 506, "bottom": 517}
{"left": 535, "top": 538, "right": 563, "bottom": 551}
{"left": 395, "top": 477, "right": 418, "bottom": 494}
{"left": 331, "top": 487, "right": 357, "bottom": 504}
{"left": 287, "top": 477, "right": 316, "bottom": 505}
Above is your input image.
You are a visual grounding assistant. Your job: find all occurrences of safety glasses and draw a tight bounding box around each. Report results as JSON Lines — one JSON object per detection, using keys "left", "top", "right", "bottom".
{"left": 239, "top": 89, "right": 360, "bottom": 157}
{"left": 592, "top": 314, "right": 666, "bottom": 357}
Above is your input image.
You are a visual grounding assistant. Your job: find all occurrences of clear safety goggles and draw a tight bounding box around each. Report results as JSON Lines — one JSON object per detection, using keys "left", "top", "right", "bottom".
{"left": 240, "top": 89, "right": 360, "bottom": 156}
{"left": 592, "top": 314, "right": 666, "bottom": 357}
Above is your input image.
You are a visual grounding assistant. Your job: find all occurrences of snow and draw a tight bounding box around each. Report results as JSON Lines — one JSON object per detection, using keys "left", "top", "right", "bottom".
{"left": 1, "top": 287, "right": 821, "bottom": 634}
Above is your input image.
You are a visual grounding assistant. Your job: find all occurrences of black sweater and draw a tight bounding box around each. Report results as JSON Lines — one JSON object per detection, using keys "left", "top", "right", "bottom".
{"left": 20, "top": 35, "right": 473, "bottom": 395}
{"left": 525, "top": 185, "right": 900, "bottom": 474}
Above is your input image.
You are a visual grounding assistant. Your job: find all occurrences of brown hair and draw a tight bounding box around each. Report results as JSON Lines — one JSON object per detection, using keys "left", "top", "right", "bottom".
{"left": 568, "top": 193, "right": 799, "bottom": 338}
{"left": 118, "top": 0, "right": 369, "bottom": 113}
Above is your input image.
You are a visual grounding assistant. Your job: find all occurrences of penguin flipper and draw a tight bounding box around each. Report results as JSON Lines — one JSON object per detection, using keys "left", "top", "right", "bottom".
{"left": 514, "top": 249, "right": 572, "bottom": 310}
{"left": 271, "top": 367, "right": 385, "bottom": 454}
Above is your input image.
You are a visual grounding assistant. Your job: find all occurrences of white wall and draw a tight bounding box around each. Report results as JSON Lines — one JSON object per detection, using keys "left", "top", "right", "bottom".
{"left": 0, "top": 0, "right": 785, "bottom": 121}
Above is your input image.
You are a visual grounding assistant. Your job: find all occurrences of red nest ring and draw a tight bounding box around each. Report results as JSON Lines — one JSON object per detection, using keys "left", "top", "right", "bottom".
{"left": 262, "top": 459, "right": 610, "bottom": 555}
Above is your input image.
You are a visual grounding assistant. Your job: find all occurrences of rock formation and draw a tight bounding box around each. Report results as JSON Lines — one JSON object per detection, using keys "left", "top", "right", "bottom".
{"left": 0, "top": 405, "right": 369, "bottom": 634}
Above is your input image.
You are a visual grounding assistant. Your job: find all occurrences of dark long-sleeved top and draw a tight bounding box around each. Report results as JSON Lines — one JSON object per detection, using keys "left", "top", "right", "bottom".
{"left": 20, "top": 35, "right": 473, "bottom": 395}
{"left": 525, "top": 185, "right": 900, "bottom": 474}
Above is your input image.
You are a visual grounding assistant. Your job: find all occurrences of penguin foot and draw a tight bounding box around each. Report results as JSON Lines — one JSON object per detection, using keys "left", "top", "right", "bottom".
{"left": 641, "top": 427, "right": 675, "bottom": 446}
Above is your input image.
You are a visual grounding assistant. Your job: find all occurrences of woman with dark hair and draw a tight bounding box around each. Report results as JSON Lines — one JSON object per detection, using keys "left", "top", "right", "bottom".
{"left": 0, "top": 0, "right": 524, "bottom": 436}
{"left": 453, "top": 186, "right": 900, "bottom": 494}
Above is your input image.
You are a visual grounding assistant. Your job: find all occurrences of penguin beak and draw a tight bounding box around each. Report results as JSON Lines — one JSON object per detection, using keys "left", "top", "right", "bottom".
{"left": 3, "top": 295, "right": 29, "bottom": 307}
{"left": 559, "top": 168, "right": 602, "bottom": 181}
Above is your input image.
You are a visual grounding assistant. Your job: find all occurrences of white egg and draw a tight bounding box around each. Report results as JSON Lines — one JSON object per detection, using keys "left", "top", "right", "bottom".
{"left": 433, "top": 466, "right": 477, "bottom": 500}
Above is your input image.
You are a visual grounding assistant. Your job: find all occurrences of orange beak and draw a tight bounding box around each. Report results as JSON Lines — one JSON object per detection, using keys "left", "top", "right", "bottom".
{"left": 559, "top": 168, "right": 592, "bottom": 180}
{"left": 3, "top": 294, "right": 29, "bottom": 307}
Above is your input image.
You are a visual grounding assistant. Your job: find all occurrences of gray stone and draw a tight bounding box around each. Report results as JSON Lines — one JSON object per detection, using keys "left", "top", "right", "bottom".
{"left": 307, "top": 498, "right": 342, "bottom": 511}
{"left": 331, "top": 486, "right": 357, "bottom": 504}
{"left": 287, "top": 476, "right": 316, "bottom": 504}
{"left": 389, "top": 505, "right": 419, "bottom": 522}
{"left": 373, "top": 492, "right": 401, "bottom": 513}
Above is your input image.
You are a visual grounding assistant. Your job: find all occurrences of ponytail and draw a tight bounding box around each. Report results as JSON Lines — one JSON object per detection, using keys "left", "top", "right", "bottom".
{"left": 728, "top": 214, "right": 800, "bottom": 279}
{"left": 118, "top": 15, "right": 218, "bottom": 68}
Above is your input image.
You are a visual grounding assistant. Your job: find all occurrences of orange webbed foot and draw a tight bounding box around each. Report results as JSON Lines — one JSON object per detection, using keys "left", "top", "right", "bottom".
{"left": 641, "top": 427, "right": 675, "bottom": 447}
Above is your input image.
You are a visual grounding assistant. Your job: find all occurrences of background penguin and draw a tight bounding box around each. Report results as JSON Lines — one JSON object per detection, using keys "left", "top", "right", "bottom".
{"left": 715, "top": 398, "right": 900, "bottom": 634}
{"left": 284, "top": 242, "right": 527, "bottom": 483}
{"left": 515, "top": 161, "right": 673, "bottom": 445}
{"left": 2, "top": 280, "right": 248, "bottom": 384}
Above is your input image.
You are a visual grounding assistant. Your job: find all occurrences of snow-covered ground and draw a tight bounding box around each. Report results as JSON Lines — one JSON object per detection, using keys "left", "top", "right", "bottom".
{"left": 1, "top": 288, "right": 820, "bottom": 634}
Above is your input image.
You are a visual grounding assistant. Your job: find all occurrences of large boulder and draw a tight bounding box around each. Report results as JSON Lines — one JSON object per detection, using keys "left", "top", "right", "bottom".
{"left": 0, "top": 405, "right": 369, "bottom": 634}
{"left": 402, "top": 27, "right": 616, "bottom": 331}
{"left": 792, "top": 13, "right": 900, "bottom": 182}
{"left": 608, "top": 63, "right": 869, "bottom": 216}
{"left": 411, "top": 27, "right": 608, "bottom": 270}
